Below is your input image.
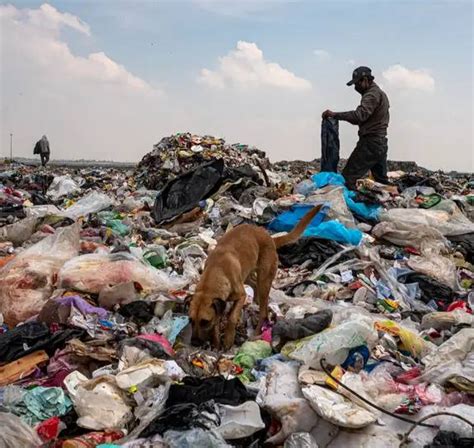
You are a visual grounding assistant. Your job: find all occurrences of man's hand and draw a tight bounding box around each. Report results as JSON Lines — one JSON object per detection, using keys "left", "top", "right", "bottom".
{"left": 322, "top": 109, "right": 336, "bottom": 119}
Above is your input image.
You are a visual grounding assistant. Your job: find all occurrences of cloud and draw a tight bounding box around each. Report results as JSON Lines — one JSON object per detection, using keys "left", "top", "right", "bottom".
{"left": 192, "top": 0, "right": 281, "bottom": 17}
{"left": 313, "top": 49, "right": 330, "bottom": 59}
{"left": 0, "top": 3, "right": 158, "bottom": 95}
{"left": 382, "top": 64, "right": 435, "bottom": 92}
{"left": 1, "top": 3, "right": 165, "bottom": 161}
{"left": 198, "top": 41, "right": 312, "bottom": 91}
{"left": 27, "top": 3, "right": 91, "bottom": 35}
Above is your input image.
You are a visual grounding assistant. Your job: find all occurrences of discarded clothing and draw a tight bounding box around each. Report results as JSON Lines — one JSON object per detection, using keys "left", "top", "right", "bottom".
{"left": 4, "top": 385, "right": 72, "bottom": 425}
{"left": 398, "top": 272, "right": 455, "bottom": 306}
{"left": 320, "top": 117, "right": 340, "bottom": 173}
{"left": 448, "top": 233, "right": 474, "bottom": 264}
{"left": 166, "top": 376, "right": 255, "bottom": 408}
{"left": 118, "top": 301, "right": 155, "bottom": 325}
{"left": 278, "top": 237, "right": 347, "bottom": 269}
{"left": 0, "top": 322, "right": 84, "bottom": 363}
{"left": 140, "top": 401, "right": 220, "bottom": 437}
{"left": 272, "top": 309, "right": 333, "bottom": 350}
{"left": 424, "top": 430, "right": 474, "bottom": 448}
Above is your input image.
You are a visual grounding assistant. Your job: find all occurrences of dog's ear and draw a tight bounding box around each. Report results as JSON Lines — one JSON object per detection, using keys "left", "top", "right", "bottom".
{"left": 212, "top": 298, "right": 226, "bottom": 315}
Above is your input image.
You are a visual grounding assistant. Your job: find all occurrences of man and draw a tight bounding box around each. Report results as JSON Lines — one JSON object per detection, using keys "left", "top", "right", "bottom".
{"left": 33, "top": 135, "right": 50, "bottom": 167}
{"left": 322, "top": 66, "right": 390, "bottom": 190}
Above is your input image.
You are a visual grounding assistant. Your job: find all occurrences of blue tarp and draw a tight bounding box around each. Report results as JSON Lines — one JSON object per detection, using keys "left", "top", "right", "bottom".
{"left": 268, "top": 204, "right": 363, "bottom": 246}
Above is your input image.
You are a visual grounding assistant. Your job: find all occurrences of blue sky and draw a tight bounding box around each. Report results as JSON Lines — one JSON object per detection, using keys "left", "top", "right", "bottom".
{"left": 1, "top": 1, "right": 473, "bottom": 170}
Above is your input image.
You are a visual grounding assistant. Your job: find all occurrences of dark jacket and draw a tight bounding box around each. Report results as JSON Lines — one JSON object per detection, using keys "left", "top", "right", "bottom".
{"left": 33, "top": 138, "right": 50, "bottom": 155}
{"left": 335, "top": 83, "right": 390, "bottom": 137}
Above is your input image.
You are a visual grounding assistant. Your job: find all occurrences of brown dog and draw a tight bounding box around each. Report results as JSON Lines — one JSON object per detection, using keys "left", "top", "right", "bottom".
{"left": 189, "top": 205, "right": 322, "bottom": 350}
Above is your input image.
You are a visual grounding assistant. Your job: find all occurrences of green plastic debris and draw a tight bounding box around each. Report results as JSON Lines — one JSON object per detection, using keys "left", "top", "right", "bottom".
{"left": 143, "top": 246, "right": 168, "bottom": 269}
{"left": 233, "top": 340, "right": 272, "bottom": 382}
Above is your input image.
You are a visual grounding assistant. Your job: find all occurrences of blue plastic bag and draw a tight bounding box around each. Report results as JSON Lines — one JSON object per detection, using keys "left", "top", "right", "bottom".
{"left": 311, "top": 172, "right": 381, "bottom": 221}
{"left": 311, "top": 172, "right": 345, "bottom": 188}
{"left": 268, "top": 204, "right": 362, "bottom": 246}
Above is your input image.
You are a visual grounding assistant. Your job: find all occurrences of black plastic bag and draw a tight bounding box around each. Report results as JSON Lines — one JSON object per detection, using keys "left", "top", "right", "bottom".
{"left": 152, "top": 159, "right": 225, "bottom": 224}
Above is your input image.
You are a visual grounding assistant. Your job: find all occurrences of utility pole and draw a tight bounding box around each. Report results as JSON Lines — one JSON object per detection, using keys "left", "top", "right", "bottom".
{"left": 10, "top": 133, "right": 13, "bottom": 162}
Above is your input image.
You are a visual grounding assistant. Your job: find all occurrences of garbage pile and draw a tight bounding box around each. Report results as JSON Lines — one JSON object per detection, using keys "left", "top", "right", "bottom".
{"left": 0, "top": 133, "right": 473, "bottom": 448}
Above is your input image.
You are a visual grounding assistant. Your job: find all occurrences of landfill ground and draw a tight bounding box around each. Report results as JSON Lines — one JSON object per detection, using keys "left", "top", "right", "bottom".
{"left": 0, "top": 133, "right": 473, "bottom": 448}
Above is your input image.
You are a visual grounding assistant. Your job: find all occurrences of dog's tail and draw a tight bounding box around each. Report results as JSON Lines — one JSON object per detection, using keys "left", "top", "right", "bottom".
{"left": 273, "top": 205, "right": 322, "bottom": 249}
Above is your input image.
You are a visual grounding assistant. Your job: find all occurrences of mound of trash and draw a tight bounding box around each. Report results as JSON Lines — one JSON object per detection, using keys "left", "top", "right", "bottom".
{"left": 135, "top": 133, "right": 270, "bottom": 191}
{"left": 0, "top": 133, "right": 473, "bottom": 448}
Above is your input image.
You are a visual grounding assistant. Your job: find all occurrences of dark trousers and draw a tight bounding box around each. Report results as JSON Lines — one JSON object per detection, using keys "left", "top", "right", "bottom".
{"left": 40, "top": 152, "right": 50, "bottom": 167}
{"left": 342, "top": 135, "right": 388, "bottom": 190}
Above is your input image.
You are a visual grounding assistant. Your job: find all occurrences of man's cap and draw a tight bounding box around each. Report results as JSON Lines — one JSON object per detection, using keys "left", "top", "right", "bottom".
{"left": 347, "top": 66, "right": 372, "bottom": 86}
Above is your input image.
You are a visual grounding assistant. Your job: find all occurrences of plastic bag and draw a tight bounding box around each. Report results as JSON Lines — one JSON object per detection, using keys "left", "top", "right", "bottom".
{"left": 0, "top": 224, "right": 80, "bottom": 327}
{"left": 421, "top": 310, "right": 474, "bottom": 330}
{"left": 302, "top": 384, "right": 377, "bottom": 428}
{"left": 25, "top": 204, "right": 61, "bottom": 218}
{"left": 60, "top": 191, "right": 113, "bottom": 220}
{"left": 407, "top": 247, "right": 459, "bottom": 290}
{"left": 58, "top": 252, "right": 190, "bottom": 294}
{"left": 163, "top": 429, "right": 230, "bottom": 448}
{"left": 417, "top": 328, "right": 474, "bottom": 386}
{"left": 216, "top": 401, "right": 265, "bottom": 440}
{"left": 0, "top": 412, "right": 43, "bottom": 448}
{"left": 372, "top": 221, "right": 448, "bottom": 249}
{"left": 0, "top": 216, "right": 41, "bottom": 246}
{"left": 284, "top": 432, "right": 319, "bottom": 448}
{"left": 418, "top": 404, "right": 474, "bottom": 438}
{"left": 72, "top": 375, "right": 133, "bottom": 430}
{"left": 261, "top": 360, "right": 319, "bottom": 445}
{"left": 295, "top": 179, "right": 317, "bottom": 196}
{"left": 288, "top": 315, "right": 378, "bottom": 369}
{"left": 306, "top": 186, "right": 355, "bottom": 228}
{"left": 268, "top": 204, "right": 362, "bottom": 245}
{"left": 380, "top": 206, "right": 474, "bottom": 236}
{"left": 47, "top": 175, "right": 81, "bottom": 200}
{"left": 115, "top": 359, "right": 167, "bottom": 390}
{"left": 311, "top": 172, "right": 382, "bottom": 220}
{"left": 375, "top": 319, "right": 428, "bottom": 358}
{"left": 234, "top": 340, "right": 272, "bottom": 382}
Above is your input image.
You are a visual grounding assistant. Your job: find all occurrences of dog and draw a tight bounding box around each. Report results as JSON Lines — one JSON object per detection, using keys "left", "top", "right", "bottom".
{"left": 188, "top": 205, "right": 322, "bottom": 350}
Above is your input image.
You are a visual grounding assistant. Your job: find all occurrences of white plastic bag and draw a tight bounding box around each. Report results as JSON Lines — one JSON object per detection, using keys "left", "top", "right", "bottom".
{"left": 288, "top": 315, "right": 378, "bottom": 369}
{"left": 302, "top": 385, "right": 377, "bottom": 428}
{"left": 284, "top": 433, "right": 319, "bottom": 448}
{"left": 216, "top": 401, "right": 265, "bottom": 440}
{"left": 306, "top": 185, "right": 356, "bottom": 228}
{"left": 60, "top": 191, "right": 113, "bottom": 219}
{"left": 261, "top": 360, "right": 319, "bottom": 445}
{"left": 0, "top": 412, "right": 43, "bottom": 448}
{"left": 47, "top": 175, "right": 81, "bottom": 200}
{"left": 372, "top": 221, "right": 447, "bottom": 249}
{"left": 421, "top": 310, "right": 474, "bottom": 330}
{"left": 72, "top": 375, "right": 133, "bottom": 430}
{"left": 0, "top": 224, "right": 80, "bottom": 326}
{"left": 417, "top": 328, "right": 474, "bottom": 385}
{"left": 163, "top": 429, "right": 230, "bottom": 448}
{"left": 58, "top": 252, "right": 190, "bottom": 294}
{"left": 380, "top": 206, "right": 474, "bottom": 236}
{"left": 407, "top": 247, "right": 459, "bottom": 290}
{"left": 116, "top": 359, "right": 167, "bottom": 390}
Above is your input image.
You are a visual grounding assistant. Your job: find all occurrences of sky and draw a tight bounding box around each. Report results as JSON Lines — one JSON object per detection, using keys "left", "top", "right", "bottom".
{"left": 0, "top": 0, "right": 473, "bottom": 171}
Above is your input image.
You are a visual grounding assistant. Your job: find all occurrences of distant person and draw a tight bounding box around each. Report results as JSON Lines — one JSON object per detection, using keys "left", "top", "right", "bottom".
{"left": 322, "top": 66, "right": 390, "bottom": 190}
{"left": 33, "top": 135, "right": 50, "bottom": 167}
